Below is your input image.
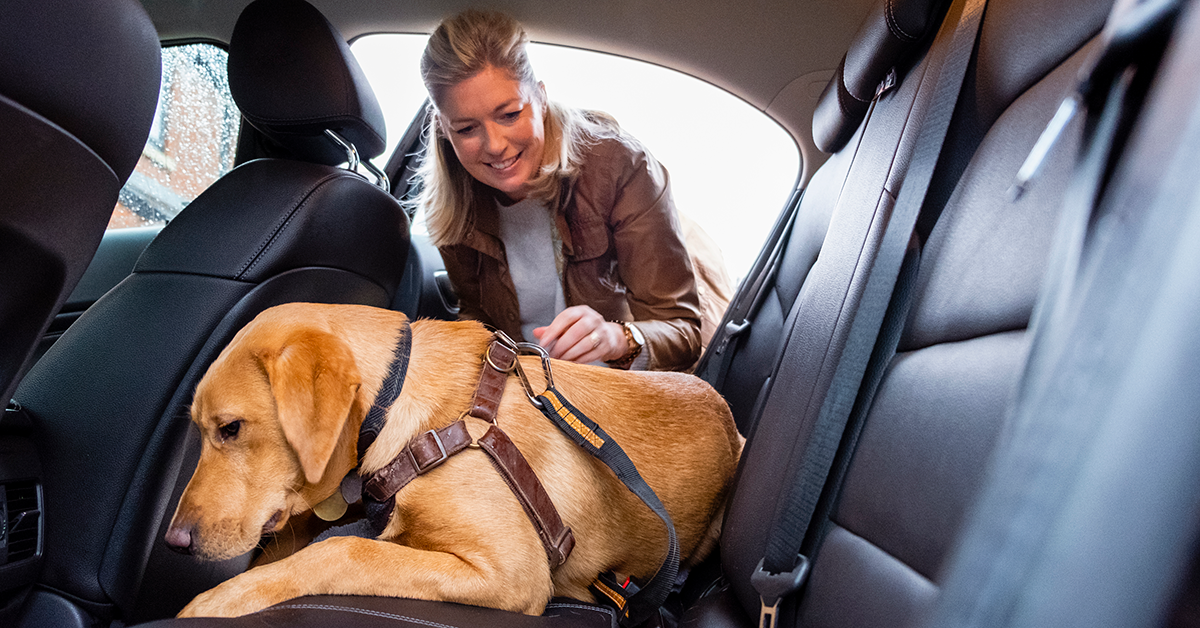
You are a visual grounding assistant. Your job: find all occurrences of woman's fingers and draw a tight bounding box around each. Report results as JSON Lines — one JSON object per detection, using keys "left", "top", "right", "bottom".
{"left": 534, "top": 306, "right": 588, "bottom": 353}
{"left": 537, "top": 306, "right": 623, "bottom": 363}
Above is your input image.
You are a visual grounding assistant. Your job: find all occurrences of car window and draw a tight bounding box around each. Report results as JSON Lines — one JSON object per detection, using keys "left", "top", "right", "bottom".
{"left": 351, "top": 34, "right": 800, "bottom": 282}
{"left": 109, "top": 43, "right": 240, "bottom": 229}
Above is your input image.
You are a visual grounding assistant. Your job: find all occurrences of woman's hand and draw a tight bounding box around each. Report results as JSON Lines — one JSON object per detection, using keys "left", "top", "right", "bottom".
{"left": 533, "top": 306, "right": 627, "bottom": 364}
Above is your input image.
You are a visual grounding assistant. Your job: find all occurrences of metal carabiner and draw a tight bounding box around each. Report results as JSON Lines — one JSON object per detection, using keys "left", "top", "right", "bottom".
{"left": 514, "top": 341, "right": 555, "bottom": 392}
{"left": 489, "top": 331, "right": 556, "bottom": 409}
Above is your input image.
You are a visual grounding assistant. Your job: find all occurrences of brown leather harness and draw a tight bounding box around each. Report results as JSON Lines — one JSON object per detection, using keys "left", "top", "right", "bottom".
{"left": 352, "top": 325, "right": 677, "bottom": 626}
{"left": 361, "top": 339, "right": 575, "bottom": 567}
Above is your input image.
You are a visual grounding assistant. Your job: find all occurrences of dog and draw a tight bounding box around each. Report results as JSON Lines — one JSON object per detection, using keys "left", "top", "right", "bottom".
{"left": 165, "top": 302, "right": 743, "bottom": 618}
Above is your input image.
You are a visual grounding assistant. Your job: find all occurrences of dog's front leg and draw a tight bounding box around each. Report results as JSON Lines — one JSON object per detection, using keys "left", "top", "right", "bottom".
{"left": 177, "top": 535, "right": 553, "bottom": 618}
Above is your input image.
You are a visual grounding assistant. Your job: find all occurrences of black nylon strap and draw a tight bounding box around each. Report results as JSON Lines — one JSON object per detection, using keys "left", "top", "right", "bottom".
{"left": 357, "top": 320, "right": 412, "bottom": 464}
{"left": 535, "top": 387, "right": 679, "bottom": 627}
{"left": 358, "top": 320, "right": 412, "bottom": 533}
{"left": 757, "top": 0, "right": 989, "bottom": 581}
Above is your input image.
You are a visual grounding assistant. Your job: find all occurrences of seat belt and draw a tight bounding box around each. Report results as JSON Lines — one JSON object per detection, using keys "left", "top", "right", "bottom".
{"left": 695, "top": 187, "right": 801, "bottom": 393}
{"left": 697, "top": 65, "right": 899, "bottom": 394}
{"left": 748, "top": 0, "right": 990, "bottom": 624}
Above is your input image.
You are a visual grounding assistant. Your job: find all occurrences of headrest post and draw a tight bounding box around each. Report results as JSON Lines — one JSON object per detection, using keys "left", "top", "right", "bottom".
{"left": 362, "top": 159, "right": 392, "bottom": 193}
{"left": 324, "top": 129, "right": 360, "bottom": 171}
{"left": 324, "top": 129, "right": 391, "bottom": 192}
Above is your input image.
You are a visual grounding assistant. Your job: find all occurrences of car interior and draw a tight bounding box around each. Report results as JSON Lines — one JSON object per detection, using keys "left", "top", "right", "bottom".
{"left": 2, "top": 0, "right": 1199, "bottom": 626}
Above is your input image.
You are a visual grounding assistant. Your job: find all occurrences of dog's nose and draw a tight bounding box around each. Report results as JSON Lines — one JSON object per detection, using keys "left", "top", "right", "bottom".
{"left": 164, "top": 524, "right": 194, "bottom": 555}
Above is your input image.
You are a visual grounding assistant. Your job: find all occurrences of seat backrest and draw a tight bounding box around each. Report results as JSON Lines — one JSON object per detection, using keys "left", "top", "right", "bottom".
{"left": 13, "top": 0, "right": 411, "bottom": 624}
{"left": 713, "top": 0, "right": 948, "bottom": 432}
{"left": 0, "top": 0, "right": 161, "bottom": 404}
{"left": 709, "top": 0, "right": 1115, "bottom": 624}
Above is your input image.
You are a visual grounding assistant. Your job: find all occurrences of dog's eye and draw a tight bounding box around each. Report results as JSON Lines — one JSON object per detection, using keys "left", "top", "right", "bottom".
{"left": 218, "top": 420, "right": 241, "bottom": 442}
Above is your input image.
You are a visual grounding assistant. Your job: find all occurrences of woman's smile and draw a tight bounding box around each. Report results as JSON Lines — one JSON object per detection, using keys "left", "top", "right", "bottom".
{"left": 488, "top": 152, "right": 521, "bottom": 170}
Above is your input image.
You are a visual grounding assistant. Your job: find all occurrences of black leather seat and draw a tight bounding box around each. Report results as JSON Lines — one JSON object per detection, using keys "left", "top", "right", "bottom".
{"left": 13, "top": 0, "right": 410, "bottom": 625}
{"left": 0, "top": 0, "right": 160, "bottom": 406}
{"left": 709, "top": 0, "right": 1113, "bottom": 625}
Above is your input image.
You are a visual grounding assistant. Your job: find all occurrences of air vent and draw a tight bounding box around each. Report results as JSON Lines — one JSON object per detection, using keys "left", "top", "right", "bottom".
{"left": 2, "top": 480, "right": 40, "bottom": 564}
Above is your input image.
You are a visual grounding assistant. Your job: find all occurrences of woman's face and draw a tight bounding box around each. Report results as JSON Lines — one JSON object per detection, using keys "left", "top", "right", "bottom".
{"left": 437, "top": 66, "right": 546, "bottom": 202}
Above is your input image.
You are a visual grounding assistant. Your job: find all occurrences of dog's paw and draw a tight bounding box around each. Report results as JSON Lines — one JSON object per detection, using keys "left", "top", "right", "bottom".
{"left": 177, "top": 569, "right": 297, "bottom": 618}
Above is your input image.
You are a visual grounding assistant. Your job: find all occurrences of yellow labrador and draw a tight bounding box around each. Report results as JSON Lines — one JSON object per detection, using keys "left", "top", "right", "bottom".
{"left": 166, "top": 302, "right": 742, "bottom": 618}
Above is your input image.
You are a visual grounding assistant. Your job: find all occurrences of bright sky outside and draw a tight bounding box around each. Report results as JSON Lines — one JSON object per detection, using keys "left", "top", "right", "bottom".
{"left": 352, "top": 35, "right": 800, "bottom": 282}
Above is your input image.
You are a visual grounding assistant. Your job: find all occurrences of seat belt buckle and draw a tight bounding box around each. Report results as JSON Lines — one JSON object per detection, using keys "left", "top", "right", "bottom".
{"left": 716, "top": 319, "right": 751, "bottom": 354}
{"left": 751, "top": 556, "right": 810, "bottom": 628}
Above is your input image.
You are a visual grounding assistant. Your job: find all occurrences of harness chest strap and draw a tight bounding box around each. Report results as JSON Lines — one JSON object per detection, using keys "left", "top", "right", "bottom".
{"left": 362, "top": 340, "right": 575, "bottom": 568}
{"left": 363, "top": 421, "right": 473, "bottom": 501}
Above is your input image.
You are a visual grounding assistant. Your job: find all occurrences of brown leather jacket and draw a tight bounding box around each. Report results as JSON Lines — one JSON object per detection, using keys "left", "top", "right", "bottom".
{"left": 439, "top": 131, "right": 729, "bottom": 371}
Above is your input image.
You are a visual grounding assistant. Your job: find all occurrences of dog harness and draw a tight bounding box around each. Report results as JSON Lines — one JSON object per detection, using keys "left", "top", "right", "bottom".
{"left": 353, "top": 325, "right": 678, "bottom": 627}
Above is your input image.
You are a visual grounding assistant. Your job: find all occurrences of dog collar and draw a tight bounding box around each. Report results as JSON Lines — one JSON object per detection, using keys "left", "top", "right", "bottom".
{"left": 357, "top": 319, "right": 413, "bottom": 464}
{"left": 353, "top": 319, "right": 412, "bottom": 531}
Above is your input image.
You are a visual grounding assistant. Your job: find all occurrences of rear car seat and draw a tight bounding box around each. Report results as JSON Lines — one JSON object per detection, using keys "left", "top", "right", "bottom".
{"left": 128, "top": 0, "right": 1143, "bottom": 624}
{"left": 710, "top": 0, "right": 1114, "bottom": 624}
{"left": 12, "top": 0, "right": 410, "bottom": 625}
{"left": 923, "top": 3, "right": 1200, "bottom": 623}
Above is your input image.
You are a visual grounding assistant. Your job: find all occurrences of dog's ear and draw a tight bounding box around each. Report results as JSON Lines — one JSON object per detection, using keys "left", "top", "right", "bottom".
{"left": 258, "top": 328, "right": 361, "bottom": 484}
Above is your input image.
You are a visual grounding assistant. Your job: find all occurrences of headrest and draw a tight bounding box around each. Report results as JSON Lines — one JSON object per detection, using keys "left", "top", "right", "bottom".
{"left": 228, "top": 0, "right": 387, "bottom": 165}
{"left": 812, "top": 0, "right": 949, "bottom": 153}
{"left": 0, "top": 0, "right": 161, "bottom": 183}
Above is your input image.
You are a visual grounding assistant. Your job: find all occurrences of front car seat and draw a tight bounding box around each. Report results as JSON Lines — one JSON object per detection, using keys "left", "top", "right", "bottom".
{"left": 12, "top": 0, "right": 411, "bottom": 624}
{"left": 0, "top": 0, "right": 160, "bottom": 406}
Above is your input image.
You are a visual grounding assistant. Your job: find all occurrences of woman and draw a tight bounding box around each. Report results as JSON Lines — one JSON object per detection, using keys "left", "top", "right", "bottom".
{"left": 414, "top": 9, "right": 731, "bottom": 371}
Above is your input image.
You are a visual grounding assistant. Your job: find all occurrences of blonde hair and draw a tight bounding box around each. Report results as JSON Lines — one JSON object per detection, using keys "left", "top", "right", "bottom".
{"left": 414, "top": 9, "right": 616, "bottom": 247}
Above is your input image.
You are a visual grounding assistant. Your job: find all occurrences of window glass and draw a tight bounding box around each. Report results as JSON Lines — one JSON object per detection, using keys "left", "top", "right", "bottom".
{"left": 110, "top": 43, "right": 240, "bottom": 229}
{"left": 352, "top": 34, "right": 800, "bottom": 282}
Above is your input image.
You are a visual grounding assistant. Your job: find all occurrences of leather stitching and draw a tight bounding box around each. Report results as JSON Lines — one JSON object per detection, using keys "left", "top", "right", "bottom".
{"left": 238, "top": 171, "right": 342, "bottom": 278}
{"left": 837, "top": 79, "right": 868, "bottom": 121}
{"left": 266, "top": 604, "right": 463, "bottom": 627}
{"left": 266, "top": 602, "right": 616, "bottom": 626}
{"left": 885, "top": 0, "right": 919, "bottom": 42}
{"left": 545, "top": 602, "right": 617, "bottom": 618}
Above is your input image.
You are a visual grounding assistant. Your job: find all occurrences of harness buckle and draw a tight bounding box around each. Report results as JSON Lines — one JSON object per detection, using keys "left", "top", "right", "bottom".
{"left": 751, "top": 556, "right": 810, "bottom": 628}
{"left": 407, "top": 429, "right": 449, "bottom": 474}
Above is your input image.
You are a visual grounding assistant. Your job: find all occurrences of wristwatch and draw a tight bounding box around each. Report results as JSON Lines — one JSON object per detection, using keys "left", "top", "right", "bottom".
{"left": 607, "top": 321, "right": 645, "bottom": 369}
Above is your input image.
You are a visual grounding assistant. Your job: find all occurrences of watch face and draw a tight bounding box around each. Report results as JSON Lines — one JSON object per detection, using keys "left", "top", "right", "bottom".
{"left": 627, "top": 322, "right": 646, "bottom": 347}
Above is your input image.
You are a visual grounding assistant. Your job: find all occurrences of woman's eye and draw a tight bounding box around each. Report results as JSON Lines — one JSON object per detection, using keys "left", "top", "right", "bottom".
{"left": 218, "top": 420, "right": 241, "bottom": 441}
{"left": 501, "top": 110, "right": 522, "bottom": 122}
{"left": 454, "top": 124, "right": 475, "bottom": 135}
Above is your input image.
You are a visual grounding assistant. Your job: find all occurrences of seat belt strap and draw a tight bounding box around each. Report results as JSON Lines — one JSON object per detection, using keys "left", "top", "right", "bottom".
{"left": 750, "top": 0, "right": 990, "bottom": 623}
{"left": 697, "top": 67, "right": 900, "bottom": 395}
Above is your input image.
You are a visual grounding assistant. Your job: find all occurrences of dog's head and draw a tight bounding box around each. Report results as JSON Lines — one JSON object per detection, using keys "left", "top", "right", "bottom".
{"left": 165, "top": 317, "right": 363, "bottom": 560}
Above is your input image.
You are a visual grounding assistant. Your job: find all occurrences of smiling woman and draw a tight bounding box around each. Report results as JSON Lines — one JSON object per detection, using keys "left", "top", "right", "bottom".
{"left": 404, "top": 9, "right": 720, "bottom": 372}
{"left": 351, "top": 34, "right": 800, "bottom": 283}
{"left": 435, "top": 66, "right": 548, "bottom": 202}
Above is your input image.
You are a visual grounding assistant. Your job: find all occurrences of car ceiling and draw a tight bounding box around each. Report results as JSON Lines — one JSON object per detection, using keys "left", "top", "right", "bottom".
{"left": 140, "top": 0, "right": 879, "bottom": 181}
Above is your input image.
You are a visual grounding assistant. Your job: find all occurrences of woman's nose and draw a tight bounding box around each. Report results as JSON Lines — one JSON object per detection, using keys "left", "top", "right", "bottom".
{"left": 482, "top": 124, "right": 506, "bottom": 155}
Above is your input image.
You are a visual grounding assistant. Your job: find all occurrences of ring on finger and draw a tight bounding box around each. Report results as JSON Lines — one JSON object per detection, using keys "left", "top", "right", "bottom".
{"left": 590, "top": 331, "right": 600, "bottom": 349}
